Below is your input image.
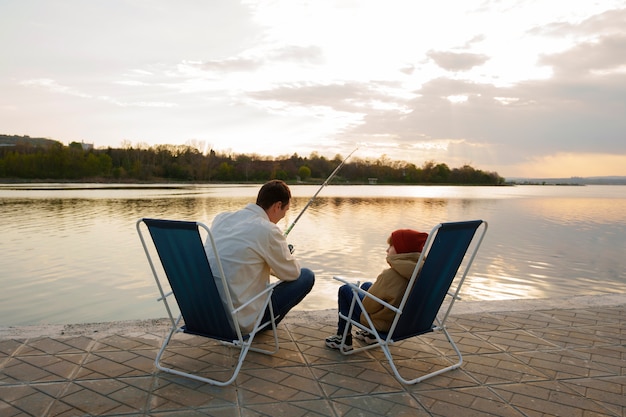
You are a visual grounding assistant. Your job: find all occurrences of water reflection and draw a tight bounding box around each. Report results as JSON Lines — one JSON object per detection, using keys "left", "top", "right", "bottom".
{"left": 527, "top": 198, "right": 626, "bottom": 225}
{"left": 1, "top": 184, "right": 625, "bottom": 325}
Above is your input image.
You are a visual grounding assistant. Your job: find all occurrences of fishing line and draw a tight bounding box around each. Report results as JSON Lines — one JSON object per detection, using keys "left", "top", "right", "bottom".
{"left": 284, "top": 147, "right": 358, "bottom": 237}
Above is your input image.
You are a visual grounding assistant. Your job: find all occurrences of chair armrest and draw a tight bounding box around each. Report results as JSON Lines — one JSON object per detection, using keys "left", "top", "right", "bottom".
{"left": 333, "top": 275, "right": 368, "bottom": 288}
{"left": 333, "top": 276, "right": 401, "bottom": 315}
{"left": 232, "top": 281, "right": 280, "bottom": 314}
{"left": 156, "top": 290, "right": 174, "bottom": 302}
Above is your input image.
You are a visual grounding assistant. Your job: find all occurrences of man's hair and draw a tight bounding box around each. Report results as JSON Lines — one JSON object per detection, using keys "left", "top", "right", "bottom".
{"left": 256, "top": 180, "right": 291, "bottom": 210}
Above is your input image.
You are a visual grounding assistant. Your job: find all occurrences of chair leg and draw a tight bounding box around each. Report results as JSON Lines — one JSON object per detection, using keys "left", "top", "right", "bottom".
{"left": 154, "top": 316, "right": 181, "bottom": 373}
{"left": 249, "top": 299, "right": 280, "bottom": 355}
{"left": 383, "top": 327, "right": 463, "bottom": 385}
{"left": 154, "top": 319, "right": 254, "bottom": 386}
{"left": 157, "top": 339, "right": 252, "bottom": 386}
{"left": 249, "top": 319, "right": 280, "bottom": 355}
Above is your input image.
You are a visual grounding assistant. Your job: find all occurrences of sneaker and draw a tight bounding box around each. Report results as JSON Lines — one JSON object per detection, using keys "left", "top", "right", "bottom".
{"left": 325, "top": 334, "right": 353, "bottom": 351}
{"left": 355, "top": 330, "right": 377, "bottom": 345}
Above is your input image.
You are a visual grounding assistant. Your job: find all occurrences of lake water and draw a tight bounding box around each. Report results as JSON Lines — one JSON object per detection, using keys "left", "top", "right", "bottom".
{"left": 1, "top": 183, "right": 625, "bottom": 326}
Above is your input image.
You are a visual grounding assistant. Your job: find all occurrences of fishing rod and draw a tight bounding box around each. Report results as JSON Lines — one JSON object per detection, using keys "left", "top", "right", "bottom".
{"left": 284, "top": 147, "right": 358, "bottom": 237}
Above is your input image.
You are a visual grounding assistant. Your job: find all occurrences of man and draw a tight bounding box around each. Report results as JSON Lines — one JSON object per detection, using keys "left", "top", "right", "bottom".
{"left": 206, "top": 180, "right": 315, "bottom": 333}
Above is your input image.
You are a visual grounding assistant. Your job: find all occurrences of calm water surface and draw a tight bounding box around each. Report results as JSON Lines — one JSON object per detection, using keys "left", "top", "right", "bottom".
{"left": 1, "top": 183, "right": 625, "bottom": 325}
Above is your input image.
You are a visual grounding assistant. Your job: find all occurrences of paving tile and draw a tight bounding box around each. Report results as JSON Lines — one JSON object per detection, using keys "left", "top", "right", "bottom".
{"left": 242, "top": 398, "right": 335, "bottom": 417}
{"left": 0, "top": 339, "right": 25, "bottom": 358}
{"left": 592, "top": 322, "right": 626, "bottom": 345}
{"left": 255, "top": 326, "right": 293, "bottom": 342}
{"left": 297, "top": 338, "right": 375, "bottom": 366}
{"left": 237, "top": 365, "right": 324, "bottom": 404}
{"left": 76, "top": 348, "right": 156, "bottom": 379}
{"left": 159, "top": 331, "right": 311, "bottom": 385}
{"left": 151, "top": 409, "right": 237, "bottom": 417}
{"left": 490, "top": 379, "right": 616, "bottom": 417}
{"left": 514, "top": 349, "right": 616, "bottom": 380}
{"left": 165, "top": 333, "right": 219, "bottom": 348}
{"left": 488, "top": 310, "right": 569, "bottom": 330}
{"left": 443, "top": 329, "right": 504, "bottom": 355}
{"left": 390, "top": 357, "right": 480, "bottom": 390}
{"left": 349, "top": 332, "right": 496, "bottom": 388}
{"left": 92, "top": 334, "right": 161, "bottom": 352}
{"left": 288, "top": 322, "right": 335, "bottom": 343}
{"left": 155, "top": 407, "right": 241, "bottom": 417}
{"left": 474, "top": 329, "right": 560, "bottom": 352}
{"left": 452, "top": 314, "right": 519, "bottom": 333}
{"left": 561, "top": 376, "right": 626, "bottom": 417}
{"left": 242, "top": 340, "right": 307, "bottom": 369}
{"left": 332, "top": 392, "right": 428, "bottom": 417}
{"left": 415, "top": 386, "right": 526, "bottom": 417}
{"left": 48, "top": 377, "right": 152, "bottom": 416}
{"left": 539, "top": 307, "right": 624, "bottom": 327}
{"left": 460, "top": 352, "right": 550, "bottom": 385}
{"left": 1, "top": 304, "right": 625, "bottom": 416}
{"left": 149, "top": 374, "right": 238, "bottom": 412}
{"left": 527, "top": 326, "right": 618, "bottom": 349}
{"left": 157, "top": 344, "right": 240, "bottom": 383}
{"left": 590, "top": 306, "right": 626, "bottom": 322}
{"left": 0, "top": 353, "right": 84, "bottom": 383}
{"left": 438, "top": 315, "right": 468, "bottom": 332}
{"left": 364, "top": 337, "right": 445, "bottom": 363}
{"left": 0, "top": 382, "right": 66, "bottom": 416}
{"left": 16, "top": 336, "right": 93, "bottom": 356}
{"left": 311, "top": 359, "right": 404, "bottom": 398}
{"left": 572, "top": 344, "right": 626, "bottom": 376}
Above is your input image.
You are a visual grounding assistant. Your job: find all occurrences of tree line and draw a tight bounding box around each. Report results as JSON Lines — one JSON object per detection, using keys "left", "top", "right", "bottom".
{"left": 0, "top": 135, "right": 505, "bottom": 185}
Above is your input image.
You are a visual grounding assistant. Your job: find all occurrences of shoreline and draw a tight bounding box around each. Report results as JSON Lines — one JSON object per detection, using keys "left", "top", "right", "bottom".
{"left": 2, "top": 293, "right": 625, "bottom": 340}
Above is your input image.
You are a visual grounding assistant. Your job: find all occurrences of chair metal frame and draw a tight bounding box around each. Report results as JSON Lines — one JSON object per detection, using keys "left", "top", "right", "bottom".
{"left": 137, "top": 218, "right": 279, "bottom": 386}
{"left": 334, "top": 220, "right": 488, "bottom": 384}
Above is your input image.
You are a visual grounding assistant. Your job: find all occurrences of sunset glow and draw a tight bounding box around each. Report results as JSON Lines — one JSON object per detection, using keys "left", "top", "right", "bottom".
{"left": 1, "top": 0, "right": 625, "bottom": 178}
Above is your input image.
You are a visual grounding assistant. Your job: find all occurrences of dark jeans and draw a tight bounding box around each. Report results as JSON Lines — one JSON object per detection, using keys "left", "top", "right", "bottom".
{"left": 337, "top": 281, "right": 372, "bottom": 335}
{"left": 262, "top": 267, "right": 315, "bottom": 325}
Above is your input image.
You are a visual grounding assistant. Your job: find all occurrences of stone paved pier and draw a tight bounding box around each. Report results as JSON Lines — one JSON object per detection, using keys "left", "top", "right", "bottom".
{"left": 1, "top": 294, "right": 625, "bottom": 416}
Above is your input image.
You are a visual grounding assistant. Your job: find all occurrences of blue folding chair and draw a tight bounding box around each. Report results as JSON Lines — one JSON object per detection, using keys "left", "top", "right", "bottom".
{"left": 334, "top": 220, "right": 488, "bottom": 384}
{"left": 136, "top": 218, "right": 279, "bottom": 386}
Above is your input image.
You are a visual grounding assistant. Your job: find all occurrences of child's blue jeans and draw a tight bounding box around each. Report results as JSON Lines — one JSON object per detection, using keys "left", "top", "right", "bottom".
{"left": 337, "top": 281, "right": 372, "bottom": 336}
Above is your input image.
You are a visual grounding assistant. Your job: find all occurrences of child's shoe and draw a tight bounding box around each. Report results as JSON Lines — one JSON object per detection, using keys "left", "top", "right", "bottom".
{"left": 355, "top": 330, "right": 377, "bottom": 345}
{"left": 325, "top": 334, "right": 353, "bottom": 351}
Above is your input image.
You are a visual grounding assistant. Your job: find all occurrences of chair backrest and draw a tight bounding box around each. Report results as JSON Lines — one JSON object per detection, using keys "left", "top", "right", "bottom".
{"left": 141, "top": 218, "right": 237, "bottom": 341}
{"left": 392, "top": 220, "right": 484, "bottom": 340}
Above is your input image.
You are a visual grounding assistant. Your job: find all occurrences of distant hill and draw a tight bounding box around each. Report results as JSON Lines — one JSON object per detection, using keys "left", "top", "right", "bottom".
{"left": 507, "top": 176, "right": 626, "bottom": 185}
{"left": 0, "top": 134, "right": 62, "bottom": 148}
{"left": 580, "top": 176, "right": 626, "bottom": 185}
{"left": 2, "top": 134, "right": 623, "bottom": 185}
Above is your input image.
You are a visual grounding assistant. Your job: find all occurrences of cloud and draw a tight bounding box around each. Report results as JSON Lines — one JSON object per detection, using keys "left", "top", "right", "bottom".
{"left": 4, "top": 1, "right": 626, "bottom": 177}
{"left": 198, "top": 56, "right": 263, "bottom": 73}
{"left": 540, "top": 34, "right": 626, "bottom": 77}
{"left": 247, "top": 80, "right": 406, "bottom": 113}
{"left": 336, "top": 8, "right": 626, "bottom": 171}
{"left": 181, "top": 45, "right": 324, "bottom": 75}
{"left": 530, "top": 8, "right": 626, "bottom": 78}
{"left": 348, "top": 67, "right": 626, "bottom": 166}
{"left": 269, "top": 45, "right": 324, "bottom": 64}
{"left": 20, "top": 78, "right": 178, "bottom": 108}
{"left": 20, "top": 79, "right": 91, "bottom": 99}
{"left": 427, "top": 51, "right": 490, "bottom": 72}
{"left": 532, "top": 8, "right": 626, "bottom": 38}
{"left": 205, "top": 4, "right": 626, "bottom": 173}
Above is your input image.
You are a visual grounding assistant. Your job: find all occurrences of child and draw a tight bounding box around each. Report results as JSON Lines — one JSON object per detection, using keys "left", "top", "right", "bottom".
{"left": 325, "top": 229, "right": 429, "bottom": 350}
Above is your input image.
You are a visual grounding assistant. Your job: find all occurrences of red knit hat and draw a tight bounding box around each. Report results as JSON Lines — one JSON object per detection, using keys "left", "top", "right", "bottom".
{"left": 391, "top": 229, "right": 428, "bottom": 254}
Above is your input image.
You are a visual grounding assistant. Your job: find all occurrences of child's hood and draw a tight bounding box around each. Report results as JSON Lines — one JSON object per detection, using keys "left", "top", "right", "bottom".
{"left": 386, "top": 252, "right": 421, "bottom": 279}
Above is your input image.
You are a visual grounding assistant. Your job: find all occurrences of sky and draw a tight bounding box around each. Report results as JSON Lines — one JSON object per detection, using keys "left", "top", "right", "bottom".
{"left": 1, "top": 0, "right": 625, "bottom": 179}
